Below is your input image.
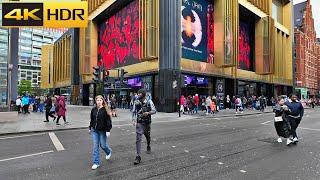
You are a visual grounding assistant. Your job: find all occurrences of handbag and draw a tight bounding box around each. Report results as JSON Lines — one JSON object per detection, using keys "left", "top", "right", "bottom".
{"left": 274, "top": 116, "right": 283, "bottom": 122}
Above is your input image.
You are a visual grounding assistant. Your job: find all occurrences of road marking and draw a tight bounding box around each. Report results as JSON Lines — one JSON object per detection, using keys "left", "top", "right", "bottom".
{"left": 261, "top": 120, "right": 272, "bottom": 125}
{"left": 200, "top": 156, "right": 206, "bottom": 159}
{"left": 240, "top": 170, "right": 247, "bottom": 173}
{"left": 0, "top": 133, "right": 46, "bottom": 140}
{"left": 218, "top": 162, "right": 224, "bottom": 165}
{"left": 0, "top": 150, "right": 53, "bottom": 162}
{"left": 49, "top": 132, "right": 65, "bottom": 151}
{"left": 299, "top": 127, "right": 320, "bottom": 132}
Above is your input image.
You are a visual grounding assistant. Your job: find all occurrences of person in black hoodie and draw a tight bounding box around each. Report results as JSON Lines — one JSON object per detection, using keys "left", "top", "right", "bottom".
{"left": 89, "top": 95, "right": 112, "bottom": 170}
{"left": 285, "top": 94, "right": 304, "bottom": 145}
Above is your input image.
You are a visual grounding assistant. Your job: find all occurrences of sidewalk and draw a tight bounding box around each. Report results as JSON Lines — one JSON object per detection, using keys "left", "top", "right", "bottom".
{"left": 0, "top": 106, "right": 278, "bottom": 136}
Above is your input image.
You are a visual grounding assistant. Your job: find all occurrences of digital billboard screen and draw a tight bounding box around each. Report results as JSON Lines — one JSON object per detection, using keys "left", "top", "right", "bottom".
{"left": 238, "top": 20, "right": 254, "bottom": 71}
{"left": 181, "top": 0, "right": 214, "bottom": 63}
{"left": 98, "top": 0, "right": 140, "bottom": 69}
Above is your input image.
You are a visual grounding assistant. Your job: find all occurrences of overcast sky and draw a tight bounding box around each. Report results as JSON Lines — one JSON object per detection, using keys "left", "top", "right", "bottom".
{"left": 293, "top": 0, "right": 320, "bottom": 37}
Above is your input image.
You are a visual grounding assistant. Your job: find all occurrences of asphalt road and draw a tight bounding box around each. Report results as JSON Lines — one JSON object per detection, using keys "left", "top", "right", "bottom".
{"left": 0, "top": 108, "right": 320, "bottom": 180}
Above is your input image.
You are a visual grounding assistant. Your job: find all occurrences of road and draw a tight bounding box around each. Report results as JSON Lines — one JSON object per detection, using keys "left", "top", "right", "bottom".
{"left": 0, "top": 108, "right": 319, "bottom": 180}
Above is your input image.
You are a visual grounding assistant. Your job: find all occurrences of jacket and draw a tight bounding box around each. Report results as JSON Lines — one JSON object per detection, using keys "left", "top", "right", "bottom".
{"left": 273, "top": 104, "right": 291, "bottom": 138}
{"left": 44, "top": 98, "right": 53, "bottom": 110}
{"left": 57, "top": 97, "right": 66, "bottom": 116}
{"left": 22, "top": 96, "right": 29, "bottom": 106}
{"left": 89, "top": 106, "right": 112, "bottom": 132}
{"left": 285, "top": 100, "right": 304, "bottom": 118}
{"left": 132, "top": 98, "right": 156, "bottom": 124}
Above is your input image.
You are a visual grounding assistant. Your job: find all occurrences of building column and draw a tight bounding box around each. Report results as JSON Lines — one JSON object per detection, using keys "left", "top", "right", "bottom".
{"left": 157, "top": 0, "right": 181, "bottom": 112}
{"left": 8, "top": 28, "right": 19, "bottom": 102}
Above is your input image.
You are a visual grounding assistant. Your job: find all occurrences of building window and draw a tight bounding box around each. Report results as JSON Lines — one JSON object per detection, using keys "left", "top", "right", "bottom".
{"left": 272, "top": 0, "right": 283, "bottom": 24}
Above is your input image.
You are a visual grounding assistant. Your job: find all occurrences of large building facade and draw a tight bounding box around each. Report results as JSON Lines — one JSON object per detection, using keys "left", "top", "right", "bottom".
{"left": 45, "top": 0, "right": 294, "bottom": 112}
{"left": 294, "top": 0, "right": 320, "bottom": 98}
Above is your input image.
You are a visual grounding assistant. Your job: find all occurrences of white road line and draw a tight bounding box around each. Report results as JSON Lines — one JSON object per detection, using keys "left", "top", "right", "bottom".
{"left": 261, "top": 120, "right": 272, "bottom": 125}
{"left": 299, "top": 127, "right": 320, "bottom": 132}
{"left": 0, "top": 150, "right": 53, "bottom": 162}
{"left": 49, "top": 132, "right": 65, "bottom": 151}
{"left": 0, "top": 133, "right": 46, "bottom": 140}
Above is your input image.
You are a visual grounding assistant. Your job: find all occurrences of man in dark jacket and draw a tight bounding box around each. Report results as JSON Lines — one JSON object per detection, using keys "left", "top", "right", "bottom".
{"left": 285, "top": 94, "right": 304, "bottom": 145}
{"left": 132, "top": 89, "right": 156, "bottom": 165}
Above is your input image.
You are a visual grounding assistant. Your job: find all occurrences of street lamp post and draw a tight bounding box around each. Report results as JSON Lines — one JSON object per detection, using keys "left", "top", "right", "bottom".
{"left": 7, "top": 64, "right": 13, "bottom": 111}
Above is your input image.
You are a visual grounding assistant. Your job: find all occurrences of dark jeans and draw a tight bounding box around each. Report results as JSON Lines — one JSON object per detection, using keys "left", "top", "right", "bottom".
{"left": 23, "top": 104, "right": 30, "bottom": 114}
{"left": 45, "top": 109, "right": 56, "bottom": 121}
{"left": 136, "top": 123, "right": 151, "bottom": 156}
{"left": 56, "top": 116, "right": 66, "bottom": 124}
{"left": 288, "top": 117, "right": 301, "bottom": 139}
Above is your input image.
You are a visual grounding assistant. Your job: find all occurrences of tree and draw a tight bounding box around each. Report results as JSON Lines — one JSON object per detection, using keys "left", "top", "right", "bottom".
{"left": 18, "top": 80, "right": 32, "bottom": 95}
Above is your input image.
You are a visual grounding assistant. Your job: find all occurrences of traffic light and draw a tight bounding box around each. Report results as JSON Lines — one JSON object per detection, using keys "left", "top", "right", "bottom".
{"left": 120, "top": 69, "right": 128, "bottom": 82}
{"left": 104, "top": 70, "right": 110, "bottom": 88}
{"left": 92, "top": 66, "right": 100, "bottom": 83}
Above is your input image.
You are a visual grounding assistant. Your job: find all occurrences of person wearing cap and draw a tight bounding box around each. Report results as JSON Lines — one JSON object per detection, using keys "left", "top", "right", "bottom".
{"left": 132, "top": 89, "right": 156, "bottom": 165}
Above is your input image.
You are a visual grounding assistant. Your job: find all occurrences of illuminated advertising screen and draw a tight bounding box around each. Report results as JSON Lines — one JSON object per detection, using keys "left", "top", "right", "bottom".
{"left": 181, "top": 0, "right": 214, "bottom": 63}
{"left": 238, "top": 21, "right": 254, "bottom": 71}
{"left": 98, "top": 0, "right": 140, "bottom": 69}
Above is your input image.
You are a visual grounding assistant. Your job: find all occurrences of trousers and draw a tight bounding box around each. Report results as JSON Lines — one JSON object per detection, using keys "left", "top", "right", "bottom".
{"left": 136, "top": 122, "right": 151, "bottom": 156}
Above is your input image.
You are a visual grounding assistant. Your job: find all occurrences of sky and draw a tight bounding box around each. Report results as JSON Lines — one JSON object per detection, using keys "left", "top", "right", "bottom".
{"left": 293, "top": 0, "right": 320, "bottom": 38}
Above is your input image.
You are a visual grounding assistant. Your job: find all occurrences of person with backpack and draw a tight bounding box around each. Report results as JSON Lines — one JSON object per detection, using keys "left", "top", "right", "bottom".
{"left": 89, "top": 95, "right": 112, "bottom": 170}
{"left": 55, "top": 96, "right": 68, "bottom": 125}
{"left": 132, "top": 89, "right": 156, "bottom": 165}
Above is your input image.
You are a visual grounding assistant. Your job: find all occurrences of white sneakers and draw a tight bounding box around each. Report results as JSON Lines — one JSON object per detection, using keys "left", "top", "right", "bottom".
{"left": 106, "top": 152, "right": 112, "bottom": 160}
{"left": 277, "top": 138, "right": 282, "bottom": 143}
{"left": 293, "top": 137, "right": 299, "bottom": 143}
{"left": 91, "top": 164, "right": 100, "bottom": 170}
{"left": 286, "top": 138, "right": 293, "bottom": 145}
{"left": 92, "top": 152, "right": 112, "bottom": 170}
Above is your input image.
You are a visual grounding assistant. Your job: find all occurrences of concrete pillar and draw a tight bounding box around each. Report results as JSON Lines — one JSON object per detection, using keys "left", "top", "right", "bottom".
{"left": 157, "top": 0, "right": 181, "bottom": 112}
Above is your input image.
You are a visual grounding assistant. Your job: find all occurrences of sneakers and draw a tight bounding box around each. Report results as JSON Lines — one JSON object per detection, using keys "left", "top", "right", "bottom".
{"left": 292, "top": 137, "right": 299, "bottom": 144}
{"left": 286, "top": 138, "right": 293, "bottom": 146}
{"left": 146, "top": 146, "right": 151, "bottom": 154}
{"left": 56, "top": 123, "right": 61, "bottom": 126}
{"left": 43, "top": 120, "right": 49, "bottom": 122}
{"left": 277, "top": 138, "right": 282, "bottom": 143}
{"left": 91, "top": 164, "right": 100, "bottom": 170}
{"left": 106, "top": 151, "right": 112, "bottom": 160}
{"left": 134, "top": 156, "right": 141, "bottom": 165}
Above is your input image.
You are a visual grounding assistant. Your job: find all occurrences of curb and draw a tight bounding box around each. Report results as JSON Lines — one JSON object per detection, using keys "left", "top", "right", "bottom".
{"left": 0, "top": 127, "right": 88, "bottom": 137}
{"left": 0, "top": 108, "right": 313, "bottom": 136}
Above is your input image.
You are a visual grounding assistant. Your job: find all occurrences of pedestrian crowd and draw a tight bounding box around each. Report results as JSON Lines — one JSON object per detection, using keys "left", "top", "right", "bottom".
{"left": 179, "top": 94, "right": 272, "bottom": 115}
{"left": 15, "top": 94, "right": 69, "bottom": 126}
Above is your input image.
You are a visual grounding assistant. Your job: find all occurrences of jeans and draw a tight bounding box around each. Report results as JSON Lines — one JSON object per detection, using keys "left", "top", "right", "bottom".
{"left": 91, "top": 130, "right": 112, "bottom": 165}
{"left": 136, "top": 123, "right": 151, "bottom": 156}
{"left": 38, "top": 103, "right": 44, "bottom": 112}
{"left": 194, "top": 105, "right": 198, "bottom": 114}
{"left": 45, "top": 109, "right": 56, "bottom": 121}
